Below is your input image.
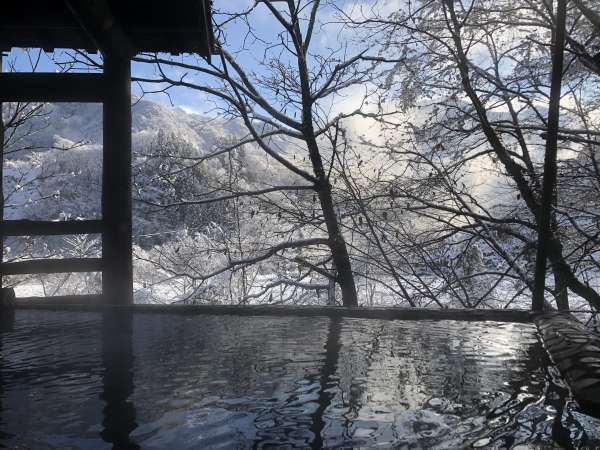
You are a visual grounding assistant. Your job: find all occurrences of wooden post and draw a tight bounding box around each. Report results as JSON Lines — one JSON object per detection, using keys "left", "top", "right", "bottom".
{"left": 102, "top": 54, "right": 133, "bottom": 304}
{"left": 0, "top": 53, "right": 5, "bottom": 292}
{"left": 0, "top": 73, "right": 105, "bottom": 102}
{"left": 532, "top": 0, "right": 567, "bottom": 311}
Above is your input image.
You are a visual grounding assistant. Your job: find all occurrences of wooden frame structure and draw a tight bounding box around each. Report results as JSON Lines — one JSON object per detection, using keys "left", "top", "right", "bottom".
{"left": 0, "top": 0, "right": 214, "bottom": 304}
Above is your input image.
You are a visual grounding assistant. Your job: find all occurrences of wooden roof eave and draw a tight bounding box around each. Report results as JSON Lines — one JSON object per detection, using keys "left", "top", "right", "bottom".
{"left": 0, "top": 0, "right": 215, "bottom": 58}
{"left": 65, "top": 0, "right": 136, "bottom": 59}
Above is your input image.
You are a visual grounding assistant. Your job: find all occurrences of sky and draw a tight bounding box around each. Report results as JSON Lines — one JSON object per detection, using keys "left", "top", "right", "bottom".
{"left": 4, "top": 0, "right": 398, "bottom": 115}
{"left": 5, "top": 1, "right": 265, "bottom": 110}
{"left": 4, "top": 0, "right": 421, "bottom": 181}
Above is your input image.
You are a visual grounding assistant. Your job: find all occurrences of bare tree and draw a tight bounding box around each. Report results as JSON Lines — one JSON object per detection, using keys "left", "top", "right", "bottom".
{"left": 342, "top": 0, "right": 600, "bottom": 310}
{"left": 132, "top": 1, "right": 389, "bottom": 306}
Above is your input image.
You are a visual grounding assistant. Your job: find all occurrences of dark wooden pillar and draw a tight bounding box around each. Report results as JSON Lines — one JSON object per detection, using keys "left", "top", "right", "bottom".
{"left": 0, "top": 53, "right": 5, "bottom": 292}
{"left": 102, "top": 54, "right": 133, "bottom": 304}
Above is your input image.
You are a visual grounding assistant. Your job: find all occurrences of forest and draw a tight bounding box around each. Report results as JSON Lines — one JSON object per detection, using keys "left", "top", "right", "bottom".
{"left": 2, "top": 0, "right": 599, "bottom": 313}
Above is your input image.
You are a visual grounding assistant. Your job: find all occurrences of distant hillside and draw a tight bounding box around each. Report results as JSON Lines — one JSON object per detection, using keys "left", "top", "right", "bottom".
{"left": 6, "top": 98, "right": 249, "bottom": 156}
{"left": 3, "top": 98, "right": 287, "bottom": 226}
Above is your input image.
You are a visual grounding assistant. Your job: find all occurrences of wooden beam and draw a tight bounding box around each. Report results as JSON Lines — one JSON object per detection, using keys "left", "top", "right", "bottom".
{"left": 1, "top": 219, "right": 103, "bottom": 236}
{"left": 1, "top": 1, "right": 215, "bottom": 56}
{"left": 10, "top": 302, "right": 535, "bottom": 323}
{"left": 65, "top": 0, "right": 135, "bottom": 58}
{"left": 12, "top": 294, "right": 102, "bottom": 304}
{"left": 102, "top": 55, "right": 133, "bottom": 304}
{"left": 1, "top": 258, "right": 103, "bottom": 275}
{"left": 0, "top": 72, "right": 105, "bottom": 103}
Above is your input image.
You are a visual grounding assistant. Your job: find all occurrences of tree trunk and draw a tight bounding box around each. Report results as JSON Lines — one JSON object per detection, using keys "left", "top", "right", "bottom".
{"left": 553, "top": 270, "right": 569, "bottom": 310}
{"left": 327, "top": 269, "right": 337, "bottom": 306}
{"left": 291, "top": 15, "right": 358, "bottom": 307}
{"left": 533, "top": 0, "right": 567, "bottom": 311}
{"left": 313, "top": 174, "right": 358, "bottom": 307}
{"left": 301, "top": 116, "right": 358, "bottom": 306}
{"left": 546, "top": 237, "right": 600, "bottom": 309}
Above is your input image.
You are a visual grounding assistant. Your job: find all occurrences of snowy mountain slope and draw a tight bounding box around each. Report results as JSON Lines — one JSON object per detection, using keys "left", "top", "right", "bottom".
{"left": 6, "top": 98, "right": 248, "bottom": 156}
{"left": 3, "top": 98, "right": 296, "bottom": 300}
{"left": 3, "top": 98, "right": 291, "bottom": 223}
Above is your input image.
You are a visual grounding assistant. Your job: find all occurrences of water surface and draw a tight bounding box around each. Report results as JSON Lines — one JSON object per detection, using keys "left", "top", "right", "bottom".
{"left": 0, "top": 310, "right": 598, "bottom": 448}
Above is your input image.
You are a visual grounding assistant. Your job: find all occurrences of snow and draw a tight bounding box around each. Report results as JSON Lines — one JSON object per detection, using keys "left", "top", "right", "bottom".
{"left": 3, "top": 99, "right": 597, "bottom": 312}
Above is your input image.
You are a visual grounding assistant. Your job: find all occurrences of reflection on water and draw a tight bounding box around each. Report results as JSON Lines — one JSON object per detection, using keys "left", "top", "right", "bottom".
{"left": 101, "top": 312, "right": 139, "bottom": 449}
{"left": 0, "top": 309, "right": 13, "bottom": 448}
{"left": 0, "top": 310, "right": 598, "bottom": 449}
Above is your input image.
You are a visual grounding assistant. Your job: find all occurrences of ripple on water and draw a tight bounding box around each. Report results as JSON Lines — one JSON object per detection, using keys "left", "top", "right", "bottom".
{"left": 0, "top": 310, "right": 598, "bottom": 448}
